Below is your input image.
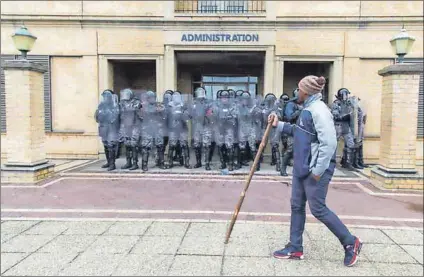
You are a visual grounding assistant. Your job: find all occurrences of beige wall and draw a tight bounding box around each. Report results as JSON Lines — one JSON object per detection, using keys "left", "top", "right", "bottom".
{"left": 343, "top": 58, "right": 393, "bottom": 137}
{"left": 1, "top": 1, "right": 82, "bottom": 16}
{"left": 1, "top": 1, "right": 423, "bottom": 163}
{"left": 50, "top": 56, "right": 98, "bottom": 134}
{"left": 1, "top": 25, "right": 97, "bottom": 56}
{"left": 276, "top": 1, "right": 361, "bottom": 17}
{"left": 82, "top": 1, "right": 164, "bottom": 17}
{"left": 3, "top": 1, "right": 421, "bottom": 18}
{"left": 360, "top": 1, "right": 423, "bottom": 17}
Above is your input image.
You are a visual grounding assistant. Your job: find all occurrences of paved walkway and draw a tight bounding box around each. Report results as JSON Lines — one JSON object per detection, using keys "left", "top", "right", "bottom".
{"left": 1, "top": 220, "right": 423, "bottom": 276}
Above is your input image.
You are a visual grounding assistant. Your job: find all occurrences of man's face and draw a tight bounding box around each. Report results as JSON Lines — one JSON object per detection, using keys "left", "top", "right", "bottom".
{"left": 297, "top": 88, "right": 308, "bottom": 104}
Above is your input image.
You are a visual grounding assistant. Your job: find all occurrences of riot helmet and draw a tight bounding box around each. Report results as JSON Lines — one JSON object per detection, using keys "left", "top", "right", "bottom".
{"left": 240, "top": 91, "right": 251, "bottom": 105}
{"left": 292, "top": 88, "right": 299, "bottom": 101}
{"left": 280, "top": 93, "right": 290, "bottom": 103}
{"left": 195, "top": 87, "right": 206, "bottom": 99}
{"left": 120, "top": 88, "right": 133, "bottom": 101}
{"left": 235, "top": 90, "right": 244, "bottom": 98}
{"left": 172, "top": 91, "right": 183, "bottom": 105}
{"left": 163, "top": 91, "right": 173, "bottom": 106}
{"left": 228, "top": 89, "right": 236, "bottom": 99}
{"left": 337, "top": 88, "right": 350, "bottom": 101}
{"left": 264, "top": 93, "right": 277, "bottom": 108}
{"left": 146, "top": 90, "right": 156, "bottom": 104}
{"left": 101, "top": 89, "right": 114, "bottom": 104}
{"left": 219, "top": 90, "right": 230, "bottom": 105}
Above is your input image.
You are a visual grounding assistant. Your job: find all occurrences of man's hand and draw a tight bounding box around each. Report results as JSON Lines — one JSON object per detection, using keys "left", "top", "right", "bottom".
{"left": 311, "top": 174, "right": 321, "bottom": 182}
{"left": 267, "top": 113, "right": 279, "bottom": 127}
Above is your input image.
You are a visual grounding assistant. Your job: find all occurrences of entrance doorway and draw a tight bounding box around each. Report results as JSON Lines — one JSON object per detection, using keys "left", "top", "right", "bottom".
{"left": 283, "top": 61, "right": 331, "bottom": 103}
{"left": 112, "top": 60, "right": 156, "bottom": 100}
{"left": 175, "top": 51, "right": 265, "bottom": 99}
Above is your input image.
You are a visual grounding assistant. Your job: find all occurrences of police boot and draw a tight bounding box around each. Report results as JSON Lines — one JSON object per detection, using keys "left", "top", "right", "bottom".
{"left": 218, "top": 146, "right": 227, "bottom": 169}
{"left": 129, "top": 147, "right": 139, "bottom": 170}
{"left": 239, "top": 149, "right": 247, "bottom": 168}
{"left": 210, "top": 142, "right": 216, "bottom": 159}
{"left": 102, "top": 145, "right": 110, "bottom": 169}
{"left": 345, "top": 148, "right": 355, "bottom": 171}
{"left": 182, "top": 144, "right": 192, "bottom": 169}
{"left": 352, "top": 148, "right": 363, "bottom": 170}
{"left": 168, "top": 146, "right": 175, "bottom": 169}
{"left": 340, "top": 148, "right": 347, "bottom": 168}
{"left": 228, "top": 146, "right": 235, "bottom": 171}
{"left": 193, "top": 147, "right": 202, "bottom": 168}
{"left": 270, "top": 148, "right": 276, "bottom": 166}
{"left": 358, "top": 145, "right": 368, "bottom": 168}
{"left": 205, "top": 146, "right": 212, "bottom": 171}
{"left": 177, "top": 144, "right": 184, "bottom": 166}
{"left": 107, "top": 145, "right": 116, "bottom": 171}
{"left": 241, "top": 149, "right": 249, "bottom": 166}
{"left": 121, "top": 146, "right": 132, "bottom": 169}
{"left": 141, "top": 148, "right": 149, "bottom": 172}
{"left": 157, "top": 146, "right": 166, "bottom": 170}
{"left": 280, "top": 153, "right": 290, "bottom": 176}
{"left": 252, "top": 150, "right": 260, "bottom": 171}
{"left": 273, "top": 145, "right": 281, "bottom": 172}
{"left": 234, "top": 145, "right": 242, "bottom": 170}
{"left": 155, "top": 149, "right": 160, "bottom": 167}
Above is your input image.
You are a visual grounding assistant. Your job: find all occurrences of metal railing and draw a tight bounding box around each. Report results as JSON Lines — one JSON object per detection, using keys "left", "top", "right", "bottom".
{"left": 175, "top": 0, "right": 265, "bottom": 14}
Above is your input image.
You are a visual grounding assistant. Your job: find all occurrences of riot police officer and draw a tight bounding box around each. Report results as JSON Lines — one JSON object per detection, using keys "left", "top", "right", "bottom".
{"left": 331, "top": 88, "right": 355, "bottom": 171}
{"left": 215, "top": 90, "right": 237, "bottom": 171}
{"left": 263, "top": 93, "right": 280, "bottom": 171}
{"left": 157, "top": 90, "right": 173, "bottom": 167}
{"left": 118, "top": 88, "right": 142, "bottom": 170}
{"left": 191, "top": 87, "right": 208, "bottom": 168}
{"left": 140, "top": 91, "right": 166, "bottom": 171}
{"left": 280, "top": 89, "right": 303, "bottom": 176}
{"left": 237, "top": 91, "right": 261, "bottom": 169}
{"left": 167, "top": 91, "right": 191, "bottom": 169}
{"left": 95, "top": 90, "right": 120, "bottom": 171}
{"left": 277, "top": 93, "right": 290, "bottom": 169}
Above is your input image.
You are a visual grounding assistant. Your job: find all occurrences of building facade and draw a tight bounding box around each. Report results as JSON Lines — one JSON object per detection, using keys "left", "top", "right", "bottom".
{"left": 1, "top": 1, "right": 423, "bottom": 166}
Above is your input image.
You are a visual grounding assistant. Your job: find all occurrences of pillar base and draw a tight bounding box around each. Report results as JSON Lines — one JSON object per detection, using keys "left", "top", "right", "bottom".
{"left": 1, "top": 162, "right": 55, "bottom": 184}
{"left": 370, "top": 165, "right": 423, "bottom": 190}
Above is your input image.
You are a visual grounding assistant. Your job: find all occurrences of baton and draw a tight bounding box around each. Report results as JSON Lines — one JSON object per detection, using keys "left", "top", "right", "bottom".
{"left": 224, "top": 119, "right": 274, "bottom": 244}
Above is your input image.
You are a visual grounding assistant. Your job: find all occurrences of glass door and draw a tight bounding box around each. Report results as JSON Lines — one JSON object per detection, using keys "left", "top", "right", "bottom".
{"left": 200, "top": 75, "right": 258, "bottom": 100}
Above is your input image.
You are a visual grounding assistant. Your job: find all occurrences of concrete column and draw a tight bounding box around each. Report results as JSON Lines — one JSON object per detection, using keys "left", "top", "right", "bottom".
{"left": 156, "top": 56, "right": 164, "bottom": 99}
{"left": 264, "top": 47, "right": 275, "bottom": 94}
{"left": 370, "top": 63, "right": 423, "bottom": 190}
{"left": 274, "top": 57, "right": 284, "bottom": 96}
{"left": 164, "top": 46, "right": 176, "bottom": 91}
{"left": 1, "top": 59, "right": 54, "bottom": 183}
{"left": 329, "top": 57, "right": 343, "bottom": 104}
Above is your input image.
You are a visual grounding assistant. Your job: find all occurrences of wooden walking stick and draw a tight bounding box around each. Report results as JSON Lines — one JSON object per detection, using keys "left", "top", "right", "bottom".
{"left": 224, "top": 119, "right": 275, "bottom": 244}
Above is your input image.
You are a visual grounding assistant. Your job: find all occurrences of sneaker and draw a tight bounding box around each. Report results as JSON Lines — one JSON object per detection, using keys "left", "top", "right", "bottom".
{"left": 344, "top": 237, "right": 363, "bottom": 267}
{"left": 273, "top": 243, "right": 304, "bottom": 260}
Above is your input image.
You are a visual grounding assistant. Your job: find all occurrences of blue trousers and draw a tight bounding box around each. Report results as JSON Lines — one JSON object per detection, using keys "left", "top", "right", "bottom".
{"left": 290, "top": 163, "right": 354, "bottom": 251}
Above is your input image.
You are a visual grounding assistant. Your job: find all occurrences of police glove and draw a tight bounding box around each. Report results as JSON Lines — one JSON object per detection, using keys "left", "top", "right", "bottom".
{"left": 341, "top": 114, "right": 351, "bottom": 121}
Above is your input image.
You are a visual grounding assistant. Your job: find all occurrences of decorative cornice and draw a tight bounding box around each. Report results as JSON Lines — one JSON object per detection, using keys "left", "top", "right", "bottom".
{"left": 378, "top": 63, "right": 423, "bottom": 76}
{"left": 1, "top": 59, "right": 47, "bottom": 73}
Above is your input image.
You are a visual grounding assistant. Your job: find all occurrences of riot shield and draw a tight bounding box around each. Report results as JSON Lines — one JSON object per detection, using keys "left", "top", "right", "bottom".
{"left": 349, "top": 96, "right": 360, "bottom": 143}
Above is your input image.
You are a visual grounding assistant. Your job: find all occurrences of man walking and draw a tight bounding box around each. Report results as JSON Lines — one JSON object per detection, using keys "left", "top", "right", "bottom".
{"left": 268, "top": 75, "right": 362, "bottom": 267}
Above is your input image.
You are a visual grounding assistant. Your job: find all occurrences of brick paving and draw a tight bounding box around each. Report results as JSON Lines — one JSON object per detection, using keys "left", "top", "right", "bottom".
{"left": 1, "top": 220, "right": 423, "bottom": 276}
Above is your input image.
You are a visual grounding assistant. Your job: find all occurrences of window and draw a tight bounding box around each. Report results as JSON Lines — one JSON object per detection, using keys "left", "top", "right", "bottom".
{"left": 175, "top": 0, "right": 265, "bottom": 14}
{"left": 0, "top": 55, "right": 52, "bottom": 133}
{"left": 200, "top": 75, "right": 258, "bottom": 100}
